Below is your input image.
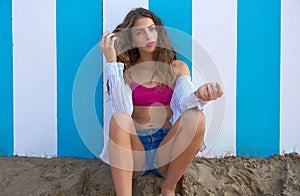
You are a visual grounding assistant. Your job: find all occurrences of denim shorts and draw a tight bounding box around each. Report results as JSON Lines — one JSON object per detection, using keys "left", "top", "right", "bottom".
{"left": 136, "top": 128, "right": 170, "bottom": 177}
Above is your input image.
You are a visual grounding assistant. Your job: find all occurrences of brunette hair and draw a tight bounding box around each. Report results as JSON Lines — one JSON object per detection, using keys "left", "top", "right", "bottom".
{"left": 113, "top": 8, "right": 177, "bottom": 87}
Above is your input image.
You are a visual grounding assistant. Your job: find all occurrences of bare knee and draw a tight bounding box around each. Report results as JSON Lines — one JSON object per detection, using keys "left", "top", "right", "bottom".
{"left": 109, "top": 112, "right": 135, "bottom": 139}
{"left": 181, "top": 109, "right": 206, "bottom": 139}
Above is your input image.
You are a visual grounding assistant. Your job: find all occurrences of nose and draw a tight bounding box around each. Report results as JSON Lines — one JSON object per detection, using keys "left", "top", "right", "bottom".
{"left": 145, "top": 29, "right": 151, "bottom": 40}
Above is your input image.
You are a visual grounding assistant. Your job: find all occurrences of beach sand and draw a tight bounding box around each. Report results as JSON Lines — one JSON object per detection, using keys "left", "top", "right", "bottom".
{"left": 0, "top": 153, "right": 299, "bottom": 195}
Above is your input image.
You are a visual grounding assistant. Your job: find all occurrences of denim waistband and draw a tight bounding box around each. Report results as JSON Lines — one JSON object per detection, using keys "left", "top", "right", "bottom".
{"left": 136, "top": 128, "right": 170, "bottom": 144}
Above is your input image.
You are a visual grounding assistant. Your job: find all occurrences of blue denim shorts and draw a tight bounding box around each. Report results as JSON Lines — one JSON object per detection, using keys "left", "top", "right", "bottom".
{"left": 136, "top": 128, "right": 170, "bottom": 177}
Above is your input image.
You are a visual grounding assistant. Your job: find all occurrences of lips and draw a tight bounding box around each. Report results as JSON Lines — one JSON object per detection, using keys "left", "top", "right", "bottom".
{"left": 146, "top": 42, "right": 156, "bottom": 47}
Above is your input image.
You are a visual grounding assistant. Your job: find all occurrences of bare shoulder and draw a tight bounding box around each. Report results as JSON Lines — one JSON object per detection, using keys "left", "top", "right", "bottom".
{"left": 172, "top": 60, "right": 190, "bottom": 76}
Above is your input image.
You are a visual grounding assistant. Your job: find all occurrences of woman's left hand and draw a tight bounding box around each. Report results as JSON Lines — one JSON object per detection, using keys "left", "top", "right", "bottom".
{"left": 195, "top": 82, "right": 224, "bottom": 101}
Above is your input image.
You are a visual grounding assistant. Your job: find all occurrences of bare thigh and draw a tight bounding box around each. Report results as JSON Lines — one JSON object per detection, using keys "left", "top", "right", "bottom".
{"left": 156, "top": 109, "right": 205, "bottom": 175}
{"left": 109, "top": 112, "right": 145, "bottom": 174}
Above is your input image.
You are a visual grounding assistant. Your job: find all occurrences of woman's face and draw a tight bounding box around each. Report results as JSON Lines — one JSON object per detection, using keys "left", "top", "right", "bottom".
{"left": 131, "top": 17, "right": 158, "bottom": 54}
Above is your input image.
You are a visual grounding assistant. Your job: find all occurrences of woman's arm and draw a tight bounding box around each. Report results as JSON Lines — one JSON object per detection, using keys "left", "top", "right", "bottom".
{"left": 100, "top": 32, "right": 133, "bottom": 115}
{"left": 173, "top": 75, "right": 207, "bottom": 112}
{"left": 170, "top": 60, "right": 223, "bottom": 124}
{"left": 105, "top": 62, "right": 133, "bottom": 115}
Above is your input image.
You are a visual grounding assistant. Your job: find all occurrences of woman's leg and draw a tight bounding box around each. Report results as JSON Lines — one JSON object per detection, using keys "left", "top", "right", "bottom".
{"left": 157, "top": 109, "right": 206, "bottom": 196}
{"left": 108, "top": 112, "right": 145, "bottom": 196}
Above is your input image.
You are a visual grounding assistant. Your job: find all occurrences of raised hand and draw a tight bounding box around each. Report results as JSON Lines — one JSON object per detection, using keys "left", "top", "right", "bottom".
{"left": 99, "top": 32, "right": 118, "bottom": 62}
{"left": 195, "top": 82, "right": 224, "bottom": 101}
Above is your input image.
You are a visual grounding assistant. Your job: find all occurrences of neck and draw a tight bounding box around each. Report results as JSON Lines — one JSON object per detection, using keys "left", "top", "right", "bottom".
{"left": 138, "top": 51, "right": 153, "bottom": 62}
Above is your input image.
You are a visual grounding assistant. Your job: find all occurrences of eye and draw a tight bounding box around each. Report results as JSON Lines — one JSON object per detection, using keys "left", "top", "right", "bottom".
{"left": 149, "top": 26, "right": 156, "bottom": 32}
{"left": 136, "top": 31, "right": 143, "bottom": 36}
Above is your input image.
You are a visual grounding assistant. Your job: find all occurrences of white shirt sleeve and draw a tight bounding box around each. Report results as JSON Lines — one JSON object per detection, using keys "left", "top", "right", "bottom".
{"left": 170, "top": 75, "right": 207, "bottom": 124}
{"left": 105, "top": 62, "right": 133, "bottom": 115}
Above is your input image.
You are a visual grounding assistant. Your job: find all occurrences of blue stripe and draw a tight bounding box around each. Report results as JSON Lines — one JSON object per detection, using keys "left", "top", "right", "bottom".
{"left": 0, "top": 0, "right": 13, "bottom": 156}
{"left": 237, "top": 0, "right": 281, "bottom": 157}
{"left": 57, "top": 0, "right": 102, "bottom": 158}
{"left": 149, "top": 0, "right": 192, "bottom": 71}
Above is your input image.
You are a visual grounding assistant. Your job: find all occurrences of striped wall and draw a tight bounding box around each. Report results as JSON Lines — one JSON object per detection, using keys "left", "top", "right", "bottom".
{"left": 0, "top": 0, "right": 299, "bottom": 158}
{"left": 237, "top": 0, "right": 281, "bottom": 157}
{"left": 13, "top": 0, "right": 57, "bottom": 157}
{"left": 56, "top": 0, "right": 102, "bottom": 158}
{"left": 192, "top": 0, "right": 236, "bottom": 157}
{"left": 280, "top": 0, "right": 300, "bottom": 154}
{"left": 0, "top": 0, "right": 13, "bottom": 156}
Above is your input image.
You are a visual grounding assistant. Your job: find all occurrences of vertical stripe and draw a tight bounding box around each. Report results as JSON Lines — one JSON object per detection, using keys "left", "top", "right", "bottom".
{"left": 280, "top": 0, "right": 300, "bottom": 154}
{"left": 13, "top": 0, "right": 57, "bottom": 157}
{"left": 103, "top": 0, "right": 148, "bottom": 32}
{"left": 0, "top": 0, "right": 13, "bottom": 156}
{"left": 102, "top": 1, "right": 148, "bottom": 156}
{"left": 149, "top": 0, "right": 192, "bottom": 70}
{"left": 192, "top": 0, "right": 237, "bottom": 157}
{"left": 237, "top": 0, "right": 281, "bottom": 157}
{"left": 57, "top": 0, "right": 102, "bottom": 158}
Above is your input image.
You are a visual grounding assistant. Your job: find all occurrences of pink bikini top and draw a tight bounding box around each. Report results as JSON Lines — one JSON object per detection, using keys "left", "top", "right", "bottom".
{"left": 130, "top": 81, "right": 173, "bottom": 106}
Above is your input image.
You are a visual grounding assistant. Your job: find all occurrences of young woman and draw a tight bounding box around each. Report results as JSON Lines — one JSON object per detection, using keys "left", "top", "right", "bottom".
{"left": 99, "top": 8, "right": 224, "bottom": 196}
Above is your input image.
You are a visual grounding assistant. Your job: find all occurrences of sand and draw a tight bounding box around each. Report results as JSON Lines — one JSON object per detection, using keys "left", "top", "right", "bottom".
{"left": 0, "top": 153, "right": 299, "bottom": 195}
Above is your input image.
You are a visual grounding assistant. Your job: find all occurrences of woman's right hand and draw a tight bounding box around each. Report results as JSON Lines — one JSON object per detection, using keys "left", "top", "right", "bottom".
{"left": 196, "top": 82, "right": 224, "bottom": 101}
{"left": 99, "top": 32, "right": 118, "bottom": 62}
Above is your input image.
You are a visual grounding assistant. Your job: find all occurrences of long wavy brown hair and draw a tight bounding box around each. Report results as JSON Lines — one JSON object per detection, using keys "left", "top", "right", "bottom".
{"left": 112, "top": 7, "right": 177, "bottom": 87}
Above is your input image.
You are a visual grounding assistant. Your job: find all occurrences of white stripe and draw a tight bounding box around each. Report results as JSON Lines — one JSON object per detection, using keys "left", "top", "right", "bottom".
{"left": 102, "top": 0, "right": 148, "bottom": 158}
{"left": 13, "top": 0, "right": 57, "bottom": 157}
{"left": 103, "top": 0, "right": 148, "bottom": 32}
{"left": 193, "top": 0, "right": 237, "bottom": 157}
{"left": 280, "top": 0, "right": 300, "bottom": 154}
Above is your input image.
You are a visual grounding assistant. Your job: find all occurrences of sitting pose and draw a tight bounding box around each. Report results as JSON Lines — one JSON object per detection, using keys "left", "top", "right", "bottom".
{"left": 99, "top": 7, "right": 224, "bottom": 196}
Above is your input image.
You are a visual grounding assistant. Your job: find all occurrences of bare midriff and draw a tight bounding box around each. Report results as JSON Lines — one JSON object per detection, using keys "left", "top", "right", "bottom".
{"left": 132, "top": 106, "right": 173, "bottom": 130}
